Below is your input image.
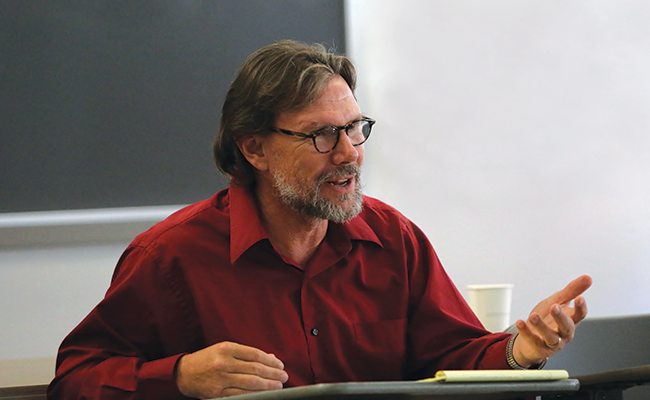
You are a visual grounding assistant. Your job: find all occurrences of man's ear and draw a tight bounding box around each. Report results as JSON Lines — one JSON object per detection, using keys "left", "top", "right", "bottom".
{"left": 237, "top": 135, "right": 269, "bottom": 171}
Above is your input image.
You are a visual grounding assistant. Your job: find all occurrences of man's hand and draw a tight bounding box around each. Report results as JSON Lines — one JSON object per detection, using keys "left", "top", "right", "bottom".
{"left": 175, "top": 341, "right": 289, "bottom": 399}
{"left": 512, "top": 274, "right": 593, "bottom": 368}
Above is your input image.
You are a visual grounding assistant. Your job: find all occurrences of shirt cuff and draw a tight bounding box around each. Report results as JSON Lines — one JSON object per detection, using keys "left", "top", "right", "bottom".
{"left": 137, "top": 354, "right": 188, "bottom": 400}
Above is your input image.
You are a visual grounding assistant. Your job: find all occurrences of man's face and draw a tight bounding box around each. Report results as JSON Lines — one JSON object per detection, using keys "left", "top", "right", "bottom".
{"left": 265, "top": 75, "right": 365, "bottom": 223}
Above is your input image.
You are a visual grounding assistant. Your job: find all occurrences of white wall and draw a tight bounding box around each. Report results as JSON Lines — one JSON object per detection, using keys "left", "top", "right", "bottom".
{"left": 0, "top": 208, "right": 178, "bottom": 361}
{"left": 347, "top": 0, "right": 650, "bottom": 321}
{"left": 0, "top": 244, "right": 124, "bottom": 360}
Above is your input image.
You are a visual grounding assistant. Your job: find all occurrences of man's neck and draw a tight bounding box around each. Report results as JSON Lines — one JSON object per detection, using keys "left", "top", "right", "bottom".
{"left": 254, "top": 184, "right": 328, "bottom": 268}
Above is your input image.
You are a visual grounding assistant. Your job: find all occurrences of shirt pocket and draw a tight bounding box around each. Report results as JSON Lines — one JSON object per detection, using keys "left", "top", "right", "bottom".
{"left": 353, "top": 318, "right": 408, "bottom": 371}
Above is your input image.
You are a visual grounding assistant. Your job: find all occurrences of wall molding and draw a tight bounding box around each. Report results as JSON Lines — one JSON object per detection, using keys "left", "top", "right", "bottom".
{"left": 0, "top": 205, "right": 184, "bottom": 248}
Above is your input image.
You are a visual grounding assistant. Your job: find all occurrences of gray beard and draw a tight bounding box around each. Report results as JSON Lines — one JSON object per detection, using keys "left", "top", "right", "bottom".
{"left": 273, "top": 164, "right": 364, "bottom": 223}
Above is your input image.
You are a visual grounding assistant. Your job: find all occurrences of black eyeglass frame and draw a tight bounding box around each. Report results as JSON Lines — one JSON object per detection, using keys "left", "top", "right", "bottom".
{"left": 270, "top": 117, "right": 376, "bottom": 154}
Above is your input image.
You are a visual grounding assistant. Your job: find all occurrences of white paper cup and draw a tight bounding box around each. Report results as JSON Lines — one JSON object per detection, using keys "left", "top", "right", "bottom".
{"left": 466, "top": 284, "right": 513, "bottom": 332}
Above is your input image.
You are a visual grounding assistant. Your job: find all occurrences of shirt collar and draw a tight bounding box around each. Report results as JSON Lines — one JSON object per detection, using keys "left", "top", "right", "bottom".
{"left": 228, "top": 182, "right": 383, "bottom": 264}
{"left": 229, "top": 183, "right": 268, "bottom": 264}
{"left": 338, "top": 204, "right": 383, "bottom": 247}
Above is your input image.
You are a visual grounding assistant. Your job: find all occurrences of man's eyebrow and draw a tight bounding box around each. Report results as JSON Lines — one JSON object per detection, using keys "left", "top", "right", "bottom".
{"left": 304, "top": 115, "right": 365, "bottom": 132}
{"left": 303, "top": 121, "right": 326, "bottom": 132}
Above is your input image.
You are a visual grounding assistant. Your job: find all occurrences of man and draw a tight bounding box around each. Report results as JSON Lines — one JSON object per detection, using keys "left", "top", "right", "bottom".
{"left": 48, "top": 41, "right": 592, "bottom": 400}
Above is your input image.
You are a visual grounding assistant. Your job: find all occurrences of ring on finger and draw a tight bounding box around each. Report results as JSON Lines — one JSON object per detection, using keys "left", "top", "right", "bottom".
{"left": 545, "top": 337, "right": 561, "bottom": 349}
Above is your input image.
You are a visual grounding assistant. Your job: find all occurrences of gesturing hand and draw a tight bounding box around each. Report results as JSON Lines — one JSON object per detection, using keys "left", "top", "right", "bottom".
{"left": 513, "top": 275, "right": 593, "bottom": 367}
{"left": 175, "top": 341, "right": 289, "bottom": 399}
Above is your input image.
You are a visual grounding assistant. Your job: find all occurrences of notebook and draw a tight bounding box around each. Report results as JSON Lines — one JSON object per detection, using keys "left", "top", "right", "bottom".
{"left": 420, "top": 370, "right": 569, "bottom": 383}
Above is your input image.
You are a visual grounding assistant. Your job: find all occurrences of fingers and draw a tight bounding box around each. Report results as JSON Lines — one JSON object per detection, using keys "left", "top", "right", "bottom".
{"left": 572, "top": 295, "right": 588, "bottom": 324}
{"left": 551, "top": 304, "right": 574, "bottom": 338}
{"left": 540, "top": 280, "right": 590, "bottom": 340}
{"left": 516, "top": 318, "right": 545, "bottom": 349}
{"left": 524, "top": 311, "right": 563, "bottom": 351}
{"left": 230, "top": 342, "right": 286, "bottom": 371}
{"left": 228, "top": 356, "right": 289, "bottom": 385}
{"left": 551, "top": 275, "right": 593, "bottom": 305}
{"left": 533, "top": 303, "right": 575, "bottom": 340}
{"left": 224, "top": 369, "right": 286, "bottom": 393}
{"left": 220, "top": 342, "right": 289, "bottom": 385}
{"left": 216, "top": 343, "right": 288, "bottom": 397}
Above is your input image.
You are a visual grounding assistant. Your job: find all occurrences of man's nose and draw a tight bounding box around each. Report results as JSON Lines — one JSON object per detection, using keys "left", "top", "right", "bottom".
{"left": 331, "top": 130, "right": 360, "bottom": 164}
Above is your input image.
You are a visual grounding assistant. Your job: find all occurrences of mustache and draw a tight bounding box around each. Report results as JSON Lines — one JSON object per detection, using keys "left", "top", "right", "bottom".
{"left": 315, "top": 164, "right": 362, "bottom": 185}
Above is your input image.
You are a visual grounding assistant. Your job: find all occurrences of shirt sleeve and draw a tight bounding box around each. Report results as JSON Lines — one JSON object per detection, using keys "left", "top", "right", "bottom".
{"left": 401, "top": 218, "right": 512, "bottom": 379}
{"left": 48, "top": 246, "right": 202, "bottom": 400}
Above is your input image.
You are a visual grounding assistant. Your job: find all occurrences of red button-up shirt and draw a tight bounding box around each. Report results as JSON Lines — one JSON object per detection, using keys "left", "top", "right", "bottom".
{"left": 48, "top": 184, "right": 511, "bottom": 400}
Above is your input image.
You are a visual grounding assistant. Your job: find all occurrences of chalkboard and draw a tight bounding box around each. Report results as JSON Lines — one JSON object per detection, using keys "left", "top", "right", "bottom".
{"left": 0, "top": 0, "right": 346, "bottom": 213}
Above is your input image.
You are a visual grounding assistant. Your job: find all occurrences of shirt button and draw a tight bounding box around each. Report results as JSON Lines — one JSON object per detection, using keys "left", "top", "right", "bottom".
{"left": 311, "top": 328, "right": 319, "bottom": 336}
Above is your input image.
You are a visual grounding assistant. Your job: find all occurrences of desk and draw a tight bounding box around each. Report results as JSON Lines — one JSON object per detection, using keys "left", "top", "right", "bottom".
{"left": 218, "top": 379, "right": 580, "bottom": 400}
{"left": 0, "top": 384, "right": 48, "bottom": 400}
{"left": 0, "top": 379, "right": 580, "bottom": 400}
{"left": 552, "top": 365, "right": 650, "bottom": 400}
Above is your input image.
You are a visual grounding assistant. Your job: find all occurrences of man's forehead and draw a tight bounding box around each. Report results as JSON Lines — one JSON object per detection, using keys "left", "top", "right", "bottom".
{"left": 319, "top": 75, "right": 356, "bottom": 101}
{"left": 277, "top": 77, "right": 361, "bottom": 129}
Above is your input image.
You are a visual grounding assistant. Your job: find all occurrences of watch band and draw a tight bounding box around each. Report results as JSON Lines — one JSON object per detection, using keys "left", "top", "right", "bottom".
{"left": 506, "top": 333, "right": 548, "bottom": 370}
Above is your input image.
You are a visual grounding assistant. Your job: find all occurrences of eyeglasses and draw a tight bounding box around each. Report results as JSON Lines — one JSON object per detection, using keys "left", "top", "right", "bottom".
{"left": 270, "top": 117, "right": 375, "bottom": 153}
